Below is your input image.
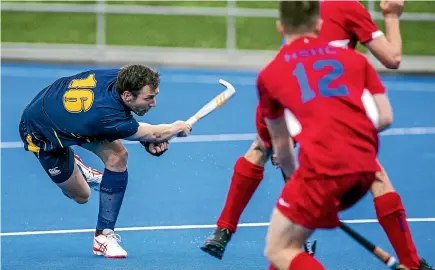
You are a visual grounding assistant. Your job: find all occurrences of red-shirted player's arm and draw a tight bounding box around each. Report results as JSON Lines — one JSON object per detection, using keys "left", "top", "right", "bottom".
{"left": 364, "top": 59, "right": 393, "bottom": 131}
{"left": 345, "top": 1, "right": 383, "bottom": 44}
{"left": 257, "top": 74, "right": 296, "bottom": 177}
{"left": 257, "top": 73, "right": 284, "bottom": 121}
{"left": 345, "top": 1, "right": 402, "bottom": 69}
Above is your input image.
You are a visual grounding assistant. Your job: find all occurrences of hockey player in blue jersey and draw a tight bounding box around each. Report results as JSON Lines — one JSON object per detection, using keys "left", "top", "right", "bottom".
{"left": 19, "top": 64, "right": 192, "bottom": 258}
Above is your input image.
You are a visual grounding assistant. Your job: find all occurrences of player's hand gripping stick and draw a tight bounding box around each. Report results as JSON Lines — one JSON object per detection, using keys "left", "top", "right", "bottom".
{"left": 144, "top": 79, "right": 235, "bottom": 154}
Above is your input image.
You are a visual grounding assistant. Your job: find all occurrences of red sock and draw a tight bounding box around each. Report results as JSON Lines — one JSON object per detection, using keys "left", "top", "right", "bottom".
{"left": 216, "top": 157, "right": 264, "bottom": 233}
{"left": 374, "top": 192, "right": 420, "bottom": 269}
{"left": 268, "top": 264, "right": 276, "bottom": 270}
{"left": 289, "top": 252, "right": 325, "bottom": 270}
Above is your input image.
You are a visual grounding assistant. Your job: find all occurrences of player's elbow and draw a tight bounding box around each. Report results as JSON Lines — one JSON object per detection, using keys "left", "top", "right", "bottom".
{"left": 381, "top": 108, "right": 393, "bottom": 127}
{"left": 384, "top": 112, "right": 393, "bottom": 126}
{"left": 382, "top": 50, "right": 402, "bottom": 69}
{"left": 373, "top": 94, "right": 393, "bottom": 131}
{"left": 367, "top": 39, "right": 401, "bottom": 69}
{"left": 377, "top": 108, "right": 393, "bottom": 131}
{"left": 378, "top": 113, "right": 393, "bottom": 130}
{"left": 383, "top": 56, "right": 401, "bottom": 69}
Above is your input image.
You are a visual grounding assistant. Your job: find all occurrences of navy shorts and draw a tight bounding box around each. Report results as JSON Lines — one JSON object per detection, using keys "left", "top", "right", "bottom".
{"left": 19, "top": 119, "right": 75, "bottom": 184}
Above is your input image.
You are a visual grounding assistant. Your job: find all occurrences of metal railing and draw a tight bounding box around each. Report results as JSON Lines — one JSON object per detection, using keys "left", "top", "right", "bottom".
{"left": 2, "top": 1, "right": 435, "bottom": 52}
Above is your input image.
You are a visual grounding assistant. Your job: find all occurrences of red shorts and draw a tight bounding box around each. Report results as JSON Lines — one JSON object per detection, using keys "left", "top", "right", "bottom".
{"left": 276, "top": 169, "right": 376, "bottom": 229}
{"left": 255, "top": 105, "right": 272, "bottom": 149}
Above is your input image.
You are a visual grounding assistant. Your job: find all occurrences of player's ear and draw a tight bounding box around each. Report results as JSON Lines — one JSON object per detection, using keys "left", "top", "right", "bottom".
{"left": 121, "top": 90, "right": 132, "bottom": 102}
{"left": 315, "top": 17, "right": 323, "bottom": 34}
{"left": 276, "top": 19, "right": 285, "bottom": 36}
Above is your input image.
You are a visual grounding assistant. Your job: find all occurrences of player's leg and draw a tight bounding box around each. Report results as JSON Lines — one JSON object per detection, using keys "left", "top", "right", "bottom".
{"left": 201, "top": 136, "right": 271, "bottom": 259}
{"left": 40, "top": 151, "right": 102, "bottom": 197}
{"left": 74, "top": 154, "right": 103, "bottom": 191}
{"left": 19, "top": 121, "right": 102, "bottom": 197}
{"left": 265, "top": 209, "right": 322, "bottom": 270}
{"left": 34, "top": 146, "right": 91, "bottom": 204}
{"left": 265, "top": 170, "right": 337, "bottom": 270}
{"left": 57, "top": 164, "right": 91, "bottom": 204}
{"left": 19, "top": 119, "right": 90, "bottom": 203}
{"left": 370, "top": 162, "right": 422, "bottom": 269}
{"left": 201, "top": 106, "right": 273, "bottom": 259}
{"left": 217, "top": 136, "right": 271, "bottom": 231}
{"left": 81, "top": 140, "right": 129, "bottom": 259}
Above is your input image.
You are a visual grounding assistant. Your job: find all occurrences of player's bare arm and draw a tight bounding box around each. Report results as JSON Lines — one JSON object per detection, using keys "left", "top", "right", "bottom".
{"left": 264, "top": 116, "right": 296, "bottom": 178}
{"left": 364, "top": 56, "right": 394, "bottom": 132}
{"left": 270, "top": 137, "right": 297, "bottom": 171}
{"left": 365, "top": 0, "right": 404, "bottom": 69}
{"left": 372, "top": 94, "right": 393, "bottom": 132}
{"left": 125, "top": 121, "right": 191, "bottom": 143}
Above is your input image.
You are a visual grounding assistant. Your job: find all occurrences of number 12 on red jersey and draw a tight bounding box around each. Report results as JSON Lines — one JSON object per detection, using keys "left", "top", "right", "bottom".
{"left": 292, "top": 59, "right": 349, "bottom": 103}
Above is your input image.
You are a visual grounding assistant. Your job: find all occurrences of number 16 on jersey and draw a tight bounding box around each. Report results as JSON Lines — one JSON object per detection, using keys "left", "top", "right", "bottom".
{"left": 63, "top": 74, "right": 96, "bottom": 113}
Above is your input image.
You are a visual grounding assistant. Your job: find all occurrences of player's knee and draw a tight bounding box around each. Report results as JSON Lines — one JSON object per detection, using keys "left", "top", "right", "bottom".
{"left": 105, "top": 146, "right": 128, "bottom": 172}
{"left": 66, "top": 188, "right": 90, "bottom": 204}
{"left": 73, "top": 194, "right": 90, "bottom": 204}
{"left": 244, "top": 137, "right": 271, "bottom": 166}
{"left": 264, "top": 245, "right": 272, "bottom": 261}
{"left": 264, "top": 244, "right": 279, "bottom": 265}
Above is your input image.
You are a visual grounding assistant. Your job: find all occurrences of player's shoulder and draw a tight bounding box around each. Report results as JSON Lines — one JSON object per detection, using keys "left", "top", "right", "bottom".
{"left": 258, "top": 45, "right": 290, "bottom": 79}
{"left": 82, "top": 68, "right": 120, "bottom": 81}
{"left": 258, "top": 58, "right": 276, "bottom": 81}
{"left": 323, "top": 0, "right": 366, "bottom": 12}
{"left": 322, "top": 0, "right": 369, "bottom": 21}
{"left": 66, "top": 68, "right": 119, "bottom": 81}
{"left": 56, "top": 69, "right": 119, "bottom": 89}
{"left": 257, "top": 51, "right": 285, "bottom": 92}
{"left": 92, "top": 68, "right": 121, "bottom": 76}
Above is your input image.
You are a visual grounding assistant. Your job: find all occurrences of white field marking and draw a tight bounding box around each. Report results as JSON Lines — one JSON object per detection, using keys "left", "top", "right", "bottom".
{"left": 2, "top": 218, "right": 434, "bottom": 236}
{"left": 2, "top": 127, "right": 435, "bottom": 149}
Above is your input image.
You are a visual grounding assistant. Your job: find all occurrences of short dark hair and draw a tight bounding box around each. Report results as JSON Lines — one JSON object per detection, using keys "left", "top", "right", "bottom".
{"left": 116, "top": 64, "right": 160, "bottom": 97}
{"left": 279, "top": 1, "right": 319, "bottom": 33}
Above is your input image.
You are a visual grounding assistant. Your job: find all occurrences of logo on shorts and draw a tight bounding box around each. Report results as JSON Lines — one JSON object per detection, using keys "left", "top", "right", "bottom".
{"left": 48, "top": 167, "right": 61, "bottom": 176}
{"left": 278, "top": 198, "right": 291, "bottom": 208}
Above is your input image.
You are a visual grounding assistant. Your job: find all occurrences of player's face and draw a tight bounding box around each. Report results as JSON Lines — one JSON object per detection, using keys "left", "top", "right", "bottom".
{"left": 129, "top": 85, "right": 159, "bottom": 116}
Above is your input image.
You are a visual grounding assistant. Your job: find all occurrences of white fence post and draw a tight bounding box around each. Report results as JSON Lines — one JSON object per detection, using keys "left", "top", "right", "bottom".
{"left": 96, "top": 0, "right": 106, "bottom": 52}
{"left": 226, "top": 0, "right": 237, "bottom": 52}
{"left": 367, "top": 0, "right": 376, "bottom": 60}
{"left": 368, "top": 0, "right": 375, "bottom": 15}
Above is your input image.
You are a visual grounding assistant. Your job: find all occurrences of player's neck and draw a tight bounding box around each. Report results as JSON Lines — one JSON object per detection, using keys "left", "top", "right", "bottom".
{"left": 282, "top": 32, "right": 317, "bottom": 45}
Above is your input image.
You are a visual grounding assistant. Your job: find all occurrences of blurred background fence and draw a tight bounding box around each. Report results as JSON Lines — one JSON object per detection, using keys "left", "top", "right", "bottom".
{"left": 2, "top": 1, "right": 435, "bottom": 72}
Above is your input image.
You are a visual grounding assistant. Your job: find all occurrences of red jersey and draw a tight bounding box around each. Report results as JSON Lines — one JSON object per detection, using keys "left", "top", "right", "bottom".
{"left": 319, "top": 0, "right": 384, "bottom": 49}
{"left": 257, "top": 36, "right": 385, "bottom": 176}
